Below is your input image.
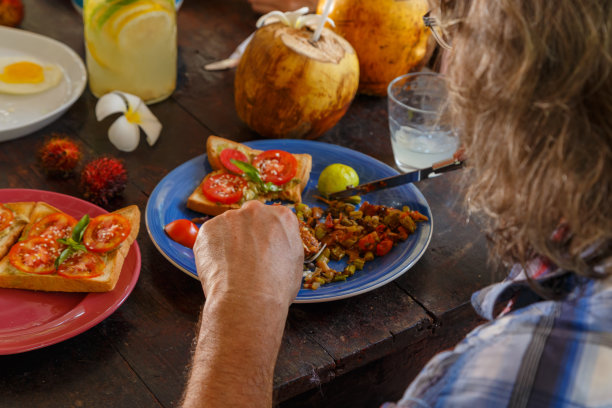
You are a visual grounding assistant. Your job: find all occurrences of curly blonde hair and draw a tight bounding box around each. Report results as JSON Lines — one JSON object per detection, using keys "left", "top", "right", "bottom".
{"left": 434, "top": 0, "right": 612, "bottom": 277}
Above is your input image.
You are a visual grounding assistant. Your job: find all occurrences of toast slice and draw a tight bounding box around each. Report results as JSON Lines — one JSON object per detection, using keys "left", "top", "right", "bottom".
{"left": 187, "top": 135, "right": 312, "bottom": 216}
{"left": 0, "top": 202, "right": 36, "bottom": 259}
{"left": 0, "top": 203, "right": 140, "bottom": 292}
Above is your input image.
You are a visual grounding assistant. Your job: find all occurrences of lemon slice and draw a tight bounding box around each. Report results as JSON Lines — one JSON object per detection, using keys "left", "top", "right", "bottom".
{"left": 105, "top": 2, "right": 159, "bottom": 37}
{"left": 116, "top": 7, "right": 174, "bottom": 49}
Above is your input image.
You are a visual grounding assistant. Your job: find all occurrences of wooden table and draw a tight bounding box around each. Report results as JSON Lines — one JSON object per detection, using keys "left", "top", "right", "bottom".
{"left": 0, "top": 1, "right": 504, "bottom": 407}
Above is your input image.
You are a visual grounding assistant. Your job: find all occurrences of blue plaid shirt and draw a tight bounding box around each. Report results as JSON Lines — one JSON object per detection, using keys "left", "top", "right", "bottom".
{"left": 385, "top": 258, "right": 612, "bottom": 408}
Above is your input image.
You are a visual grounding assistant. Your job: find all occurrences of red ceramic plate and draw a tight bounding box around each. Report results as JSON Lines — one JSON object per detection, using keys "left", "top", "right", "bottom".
{"left": 0, "top": 189, "right": 141, "bottom": 355}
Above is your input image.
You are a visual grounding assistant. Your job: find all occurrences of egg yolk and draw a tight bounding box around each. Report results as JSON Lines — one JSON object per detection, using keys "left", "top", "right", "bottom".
{"left": 0, "top": 62, "right": 45, "bottom": 84}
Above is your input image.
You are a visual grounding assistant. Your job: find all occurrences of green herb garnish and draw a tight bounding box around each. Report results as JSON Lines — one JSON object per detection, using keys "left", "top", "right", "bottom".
{"left": 54, "top": 214, "right": 90, "bottom": 268}
{"left": 231, "top": 159, "right": 284, "bottom": 193}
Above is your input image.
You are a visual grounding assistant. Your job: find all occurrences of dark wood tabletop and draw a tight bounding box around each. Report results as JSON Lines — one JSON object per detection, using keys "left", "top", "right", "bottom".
{"left": 0, "top": 1, "right": 504, "bottom": 407}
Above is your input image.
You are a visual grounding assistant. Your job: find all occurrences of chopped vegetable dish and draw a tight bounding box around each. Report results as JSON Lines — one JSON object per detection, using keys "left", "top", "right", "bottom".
{"left": 296, "top": 199, "right": 428, "bottom": 290}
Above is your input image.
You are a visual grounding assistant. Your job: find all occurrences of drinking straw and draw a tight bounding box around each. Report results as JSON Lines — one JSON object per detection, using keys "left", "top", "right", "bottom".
{"left": 312, "top": 0, "right": 334, "bottom": 42}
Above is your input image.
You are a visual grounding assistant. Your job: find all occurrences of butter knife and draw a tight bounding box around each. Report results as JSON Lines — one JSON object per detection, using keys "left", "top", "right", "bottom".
{"left": 328, "top": 156, "right": 464, "bottom": 200}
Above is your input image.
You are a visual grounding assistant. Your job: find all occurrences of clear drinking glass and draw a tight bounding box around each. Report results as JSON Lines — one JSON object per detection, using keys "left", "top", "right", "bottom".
{"left": 83, "top": 0, "right": 177, "bottom": 104}
{"left": 387, "top": 72, "right": 457, "bottom": 171}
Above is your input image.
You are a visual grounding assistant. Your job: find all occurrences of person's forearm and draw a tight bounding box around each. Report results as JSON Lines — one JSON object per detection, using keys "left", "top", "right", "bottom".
{"left": 182, "top": 293, "right": 289, "bottom": 408}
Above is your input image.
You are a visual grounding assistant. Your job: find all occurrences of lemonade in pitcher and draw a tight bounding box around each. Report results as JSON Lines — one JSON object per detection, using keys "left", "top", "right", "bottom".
{"left": 83, "top": 0, "right": 177, "bottom": 104}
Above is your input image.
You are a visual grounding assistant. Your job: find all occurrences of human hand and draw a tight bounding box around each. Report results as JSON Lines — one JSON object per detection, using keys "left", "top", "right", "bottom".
{"left": 193, "top": 200, "right": 304, "bottom": 308}
{"left": 247, "top": 0, "right": 318, "bottom": 14}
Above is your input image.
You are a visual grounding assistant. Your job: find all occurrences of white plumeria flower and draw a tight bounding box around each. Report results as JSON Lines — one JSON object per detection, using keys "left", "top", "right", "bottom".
{"left": 95, "top": 91, "right": 162, "bottom": 152}
{"left": 205, "top": 7, "right": 335, "bottom": 71}
{"left": 256, "top": 7, "right": 335, "bottom": 29}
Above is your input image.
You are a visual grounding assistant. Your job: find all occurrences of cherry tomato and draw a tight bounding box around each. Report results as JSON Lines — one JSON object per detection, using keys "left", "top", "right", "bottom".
{"left": 0, "top": 204, "right": 14, "bottom": 231}
{"left": 220, "top": 148, "right": 249, "bottom": 174}
{"left": 375, "top": 239, "right": 394, "bottom": 257}
{"left": 252, "top": 150, "right": 297, "bottom": 186}
{"left": 83, "top": 214, "right": 132, "bottom": 253}
{"left": 29, "top": 213, "right": 77, "bottom": 241}
{"left": 164, "top": 219, "right": 199, "bottom": 248}
{"left": 9, "top": 237, "right": 61, "bottom": 275}
{"left": 57, "top": 251, "right": 105, "bottom": 279}
{"left": 201, "top": 172, "right": 245, "bottom": 204}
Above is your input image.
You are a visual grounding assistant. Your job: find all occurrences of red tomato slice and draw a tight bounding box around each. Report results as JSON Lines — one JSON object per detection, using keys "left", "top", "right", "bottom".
{"left": 220, "top": 148, "right": 249, "bottom": 174}
{"left": 57, "top": 251, "right": 105, "bottom": 279}
{"left": 201, "top": 173, "right": 245, "bottom": 204}
{"left": 83, "top": 214, "right": 132, "bottom": 253}
{"left": 164, "top": 219, "right": 199, "bottom": 248}
{"left": 252, "top": 150, "right": 297, "bottom": 186}
{"left": 29, "top": 213, "right": 77, "bottom": 241}
{"left": 0, "top": 204, "right": 14, "bottom": 231}
{"left": 9, "top": 237, "right": 61, "bottom": 275}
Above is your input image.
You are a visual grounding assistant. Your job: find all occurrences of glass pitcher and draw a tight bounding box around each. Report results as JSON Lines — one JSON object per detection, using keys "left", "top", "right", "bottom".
{"left": 83, "top": 0, "right": 177, "bottom": 104}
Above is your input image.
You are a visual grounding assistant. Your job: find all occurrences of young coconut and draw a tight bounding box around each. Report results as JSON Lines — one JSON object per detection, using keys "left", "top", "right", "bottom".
{"left": 234, "top": 8, "right": 359, "bottom": 139}
{"left": 317, "top": 0, "right": 432, "bottom": 96}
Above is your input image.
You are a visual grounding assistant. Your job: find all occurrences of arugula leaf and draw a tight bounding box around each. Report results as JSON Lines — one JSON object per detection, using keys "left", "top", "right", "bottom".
{"left": 232, "top": 159, "right": 261, "bottom": 182}
{"left": 72, "top": 214, "right": 90, "bottom": 242}
{"left": 55, "top": 247, "right": 74, "bottom": 269}
{"left": 231, "top": 159, "right": 283, "bottom": 193}
{"left": 55, "top": 214, "right": 90, "bottom": 268}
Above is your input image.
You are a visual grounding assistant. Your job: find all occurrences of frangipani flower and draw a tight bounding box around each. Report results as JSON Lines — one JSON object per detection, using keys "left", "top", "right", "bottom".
{"left": 95, "top": 91, "right": 162, "bottom": 152}
{"left": 204, "top": 8, "right": 335, "bottom": 71}
{"left": 256, "top": 7, "right": 335, "bottom": 29}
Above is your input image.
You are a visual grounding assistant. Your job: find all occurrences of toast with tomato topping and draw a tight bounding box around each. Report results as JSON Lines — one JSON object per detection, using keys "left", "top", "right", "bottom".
{"left": 187, "top": 135, "right": 312, "bottom": 216}
{"left": 0, "top": 202, "right": 140, "bottom": 292}
{"left": 0, "top": 202, "right": 36, "bottom": 259}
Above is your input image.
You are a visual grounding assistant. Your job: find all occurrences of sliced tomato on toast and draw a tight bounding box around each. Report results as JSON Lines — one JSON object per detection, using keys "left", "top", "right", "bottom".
{"left": 29, "top": 212, "right": 77, "bottom": 241}
{"left": 57, "top": 251, "right": 105, "bottom": 279}
{"left": 202, "top": 172, "right": 245, "bottom": 204}
{"left": 252, "top": 150, "right": 297, "bottom": 185}
{"left": 220, "top": 148, "right": 249, "bottom": 174}
{"left": 83, "top": 213, "right": 132, "bottom": 253}
{"left": 0, "top": 204, "right": 14, "bottom": 231}
{"left": 9, "top": 237, "right": 61, "bottom": 275}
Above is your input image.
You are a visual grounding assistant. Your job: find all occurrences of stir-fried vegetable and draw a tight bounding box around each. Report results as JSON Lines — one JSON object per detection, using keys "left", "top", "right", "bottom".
{"left": 298, "top": 200, "right": 428, "bottom": 290}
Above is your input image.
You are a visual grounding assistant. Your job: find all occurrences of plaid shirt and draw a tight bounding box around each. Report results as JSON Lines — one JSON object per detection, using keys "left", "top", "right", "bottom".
{"left": 384, "top": 258, "right": 612, "bottom": 408}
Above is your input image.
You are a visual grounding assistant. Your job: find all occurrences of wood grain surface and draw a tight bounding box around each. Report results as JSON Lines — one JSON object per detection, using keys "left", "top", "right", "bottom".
{"left": 0, "top": 1, "right": 504, "bottom": 407}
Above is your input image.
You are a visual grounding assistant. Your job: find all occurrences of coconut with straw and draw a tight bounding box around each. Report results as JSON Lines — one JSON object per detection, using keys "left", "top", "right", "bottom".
{"left": 234, "top": 4, "right": 359, "bottom": 139}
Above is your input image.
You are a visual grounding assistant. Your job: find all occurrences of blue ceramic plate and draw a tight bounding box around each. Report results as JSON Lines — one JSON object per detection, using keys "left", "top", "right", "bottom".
{"left": 145, "top": 140, "right": 432, "bottom": 303}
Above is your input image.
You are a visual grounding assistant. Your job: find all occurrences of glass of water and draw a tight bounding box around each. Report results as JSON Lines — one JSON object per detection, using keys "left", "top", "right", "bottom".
{"left": 387, "top": 72, "right": 457, "bottom": 171}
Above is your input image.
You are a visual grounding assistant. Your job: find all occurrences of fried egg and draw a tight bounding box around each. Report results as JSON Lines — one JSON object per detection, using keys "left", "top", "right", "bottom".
{"left": 0, "top": 57, "right": 63, "bottom": 95}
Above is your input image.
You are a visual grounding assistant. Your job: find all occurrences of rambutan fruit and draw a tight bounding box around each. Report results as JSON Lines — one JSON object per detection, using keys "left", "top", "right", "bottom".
{"left": 80, "top": 157, "right": 128, "bottom": 206}
{"left": 38, "top": 135, "right": 82, "bottom": 177}
{"left": 0, "top": 0, "right": 24, "bottom": 28}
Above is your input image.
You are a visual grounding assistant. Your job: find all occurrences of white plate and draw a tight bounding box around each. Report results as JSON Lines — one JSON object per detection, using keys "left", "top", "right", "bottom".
{"left": 0, "top": 26, "right": 87, "bottom": 142}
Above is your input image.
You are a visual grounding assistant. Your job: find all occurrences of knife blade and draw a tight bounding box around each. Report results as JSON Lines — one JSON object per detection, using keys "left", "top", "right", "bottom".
{"left": 328, "top": 156, "right": 464, "bottom": 200}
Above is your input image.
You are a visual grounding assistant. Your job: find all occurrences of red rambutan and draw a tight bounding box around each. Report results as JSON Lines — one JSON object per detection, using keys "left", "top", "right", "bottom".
{"left": 0, "top": 0, "right": 24, "bottom": 28}
{"left": 80, "top": 157, "right": 128, "bottom": 206}
{"left": 38, "top": 135, "right": 82, "bottom": 177}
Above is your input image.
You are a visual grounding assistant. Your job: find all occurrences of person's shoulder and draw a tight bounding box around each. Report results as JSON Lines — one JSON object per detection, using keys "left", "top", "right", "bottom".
{"left": 394, "top": 294, "right": 612, "bottom": 407}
